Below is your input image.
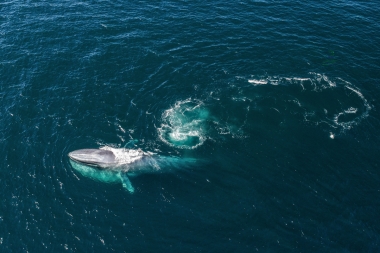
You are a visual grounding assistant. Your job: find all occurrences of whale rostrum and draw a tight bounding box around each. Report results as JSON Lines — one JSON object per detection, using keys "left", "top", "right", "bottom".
{"left": 68, "top": 149, "right": 117, "bottom": 167}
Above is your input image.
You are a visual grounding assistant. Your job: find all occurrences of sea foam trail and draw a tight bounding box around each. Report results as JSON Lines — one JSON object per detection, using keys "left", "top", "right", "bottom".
{"left": 245, "top": 73, "right": 371, "bottom": 135}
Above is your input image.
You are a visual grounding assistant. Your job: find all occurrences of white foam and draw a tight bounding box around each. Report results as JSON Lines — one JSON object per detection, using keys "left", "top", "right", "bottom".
{"left": 322, "top": 74, "right": 336, "bottom": 87}
{"left": 158, "top": 99, "right": 208, "bottom": 149}
{"left": 100, "top": 146, "right": 145, "bottom": 164}
{"left": 345, "top": 107, "right": 358, "bottom": 114}
{"left": 248, "top": 79, "right": 267, "bottom": 85}
{"left": 268, "top": 78, "right": 280, "bottom": 85}
{"left": 117, "top": 124, "right": 126, "bottom": 133}
{"left": 292, "top": 77, "right": 310, "bottom": 82}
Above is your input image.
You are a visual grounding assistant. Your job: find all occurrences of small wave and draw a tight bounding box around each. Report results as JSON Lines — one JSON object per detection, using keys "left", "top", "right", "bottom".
{"left": 248, "top": 79, "right": 267, "bottom": 85}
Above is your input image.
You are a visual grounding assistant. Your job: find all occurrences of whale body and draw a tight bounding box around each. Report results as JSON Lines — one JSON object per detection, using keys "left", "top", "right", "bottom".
{"left": 68, "top": 148, "right": 145, "bottom": 168}
{"left": 68, "top": 146, "right": 197, "bottom": 193}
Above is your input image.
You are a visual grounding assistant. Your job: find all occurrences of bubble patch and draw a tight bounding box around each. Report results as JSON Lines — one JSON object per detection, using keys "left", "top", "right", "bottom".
{"left": 158, "top": 99, "right": 209, "bottom": 149}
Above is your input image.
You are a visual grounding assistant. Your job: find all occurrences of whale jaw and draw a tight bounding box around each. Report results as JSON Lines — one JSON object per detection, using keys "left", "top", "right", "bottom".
{"left": 68, "top": 149, "right": 117, "bottom": 168}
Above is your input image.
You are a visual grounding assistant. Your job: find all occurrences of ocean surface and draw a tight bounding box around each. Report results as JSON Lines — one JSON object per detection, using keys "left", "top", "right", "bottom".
{"left": 1, "top": 0, "right": 380, "bottom": 252}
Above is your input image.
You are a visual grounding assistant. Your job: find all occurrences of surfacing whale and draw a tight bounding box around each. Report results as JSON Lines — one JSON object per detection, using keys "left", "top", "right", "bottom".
{"left": 68, "top": 148, "right": 145, "bottom": 168}
{"left": 68, "top": 146, "right": 197, "bottom": 193}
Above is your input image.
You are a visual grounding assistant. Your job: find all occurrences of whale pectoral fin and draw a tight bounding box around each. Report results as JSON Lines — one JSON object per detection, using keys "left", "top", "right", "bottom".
{"left": 119, "top": 173, "right": 135, "bottom": 193}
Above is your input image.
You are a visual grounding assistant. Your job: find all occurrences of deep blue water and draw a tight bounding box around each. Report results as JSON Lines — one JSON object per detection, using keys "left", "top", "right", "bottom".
{"left": 1, "top": 0, "right": 380, "bottom": 252}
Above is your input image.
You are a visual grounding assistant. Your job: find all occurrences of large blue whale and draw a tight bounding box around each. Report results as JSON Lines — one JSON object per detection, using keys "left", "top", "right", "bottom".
{"left": 68, "top": 148, "right": 143, "bottom": 168}
{"left": 68, "top": 147, "right": 197, "bottom": 193}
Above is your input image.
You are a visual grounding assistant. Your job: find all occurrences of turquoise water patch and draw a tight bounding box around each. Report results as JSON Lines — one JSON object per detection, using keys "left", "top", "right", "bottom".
{"left": 70, "top": 160, "right": 135, "bottom": 193}
{"left": 70, "top": 160, "right": 123, "bottom": 184}
{"left": 69, "top": 160, "right": 134, "bottom": 192}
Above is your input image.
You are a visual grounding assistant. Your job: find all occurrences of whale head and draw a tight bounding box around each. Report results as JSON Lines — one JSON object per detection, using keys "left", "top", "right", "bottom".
{"left": 68, "top": 149, "right": 117, "bottom": 168}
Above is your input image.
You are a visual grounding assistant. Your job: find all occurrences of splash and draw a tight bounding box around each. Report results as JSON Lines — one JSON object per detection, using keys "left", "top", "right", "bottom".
{"left": 100, "top": 146, "right": 145, "bottom": 165}
{"left": 158, "top": 99, "right": 209, "bottom": 149}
